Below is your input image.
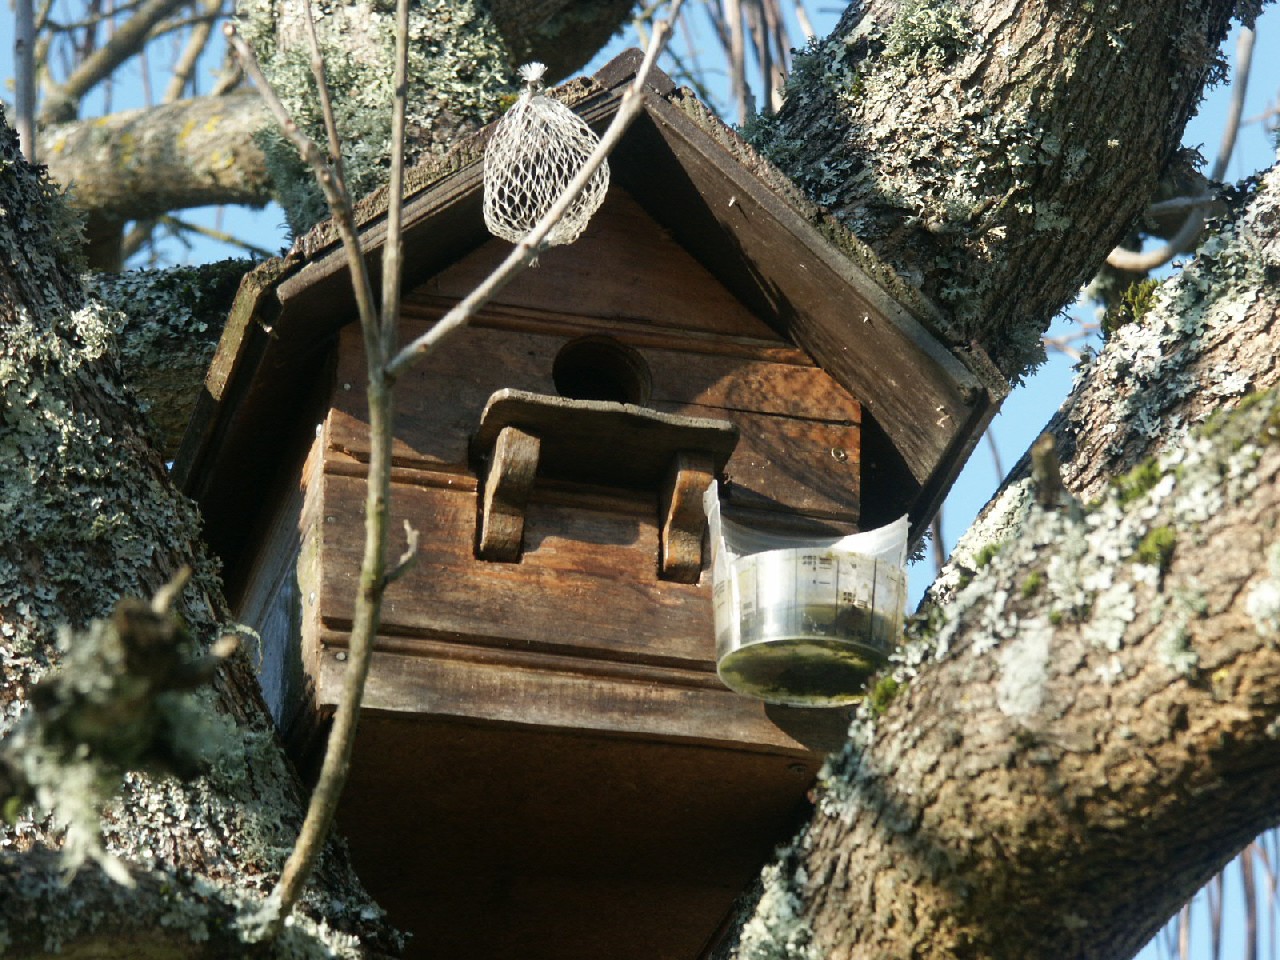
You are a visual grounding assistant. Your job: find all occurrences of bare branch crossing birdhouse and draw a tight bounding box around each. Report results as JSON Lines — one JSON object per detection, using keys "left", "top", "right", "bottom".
{"left": 175, "top": 50, "right": 1004, "bottom": 960}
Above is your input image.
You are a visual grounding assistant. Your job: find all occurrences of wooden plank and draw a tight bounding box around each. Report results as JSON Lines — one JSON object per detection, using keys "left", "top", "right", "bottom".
{"left": 421, "top": 188, "right": 786, "bottom": 342}
{"left": 317, "top": 471, "right": 716, "bottom": 667}
{"left": 317, "top": 646, "right": 834, "bottom": 755}
{"left": 617, "top": 99, "right": 989, "bottom": 492}
{"left": 400, "top": 296, "right": 809, "bottom": 363}
{"left": 333, "top": 323, "right": 861, "bottom": 522}
{"left": 331, "top": 400, "right": 857, "bottom": 523}
{"left": 660, "top": 452, "right": 716, "bottom": 583}
{"left": 655, "top": 404, "right": 860, "bottom": 522}
{"left": 471, "top": 390, "right": 738, "bottom": 490}
{"left": 341, "top": 322, "right": 859, "bottom": 440}
{"left": 332, "top": 709, "right": 840, "bottom": 960}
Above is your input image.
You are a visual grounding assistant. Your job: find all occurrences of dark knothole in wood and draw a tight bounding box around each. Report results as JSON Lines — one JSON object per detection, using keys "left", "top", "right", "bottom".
{"left": 552, "top": 335, "right": 652, "bottom": 405}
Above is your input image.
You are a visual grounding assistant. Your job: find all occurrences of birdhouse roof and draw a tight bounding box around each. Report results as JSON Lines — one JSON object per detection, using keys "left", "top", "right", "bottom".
{"left": 174, "top": 49, "right": 1005, "bottom": 570}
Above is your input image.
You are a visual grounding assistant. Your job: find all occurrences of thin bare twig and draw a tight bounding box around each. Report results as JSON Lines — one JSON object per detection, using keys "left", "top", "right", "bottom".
{"left": 1246, "top": 846, "right": 1259, "bottom": 960}
{"left": 984, "top": 426, "right": 1004, "bottom": 480}
{"left": 1106, "top": 26, "right": 1253, "bottom": 274}
{"left": 794, "top": 0, "right": 815, "bottom": 40}
{"left": 929, "top": 512, "right": 944, "bottom": 578}
{"left": 1211, "top": 26, "right": 1255, "bottom": 183}
{"left": 1145, "top": 194, "right": 1219, "bottom": 216}
{"left": 1105, "top": 208, "right": 1205, "bottom": 272}
{"left": 237, "top": 0, "right": 685, "bottom": 935}
{"left": 725, "top": 0, "right": 750, "bottom": 123}
{"left": 39, "top": 0, "right": 189, "bottom": 122}
{"left": 386, "top": 0, "right": 687, "bottom": 381}
{"left": 162, "top": 0, "right": 219, "bottom": 104}
{"left": 224, "top": 25, "right": 377, "bottom": 330}
{"left": 302, "top": 0, "right": 345, "bottom": 174}
{"left": 227, "top": 13, "right": 385, "bottom": 935}
{"left": 15, "top": 0, "right": 37, "bottom": 161}
{"left": 156, "top": 213, "right": 276, "bottom": 258}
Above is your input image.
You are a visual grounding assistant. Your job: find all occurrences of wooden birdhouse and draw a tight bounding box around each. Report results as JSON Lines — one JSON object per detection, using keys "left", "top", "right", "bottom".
{"left": 175, "top": 51, "right": 1004, "bottom": 960}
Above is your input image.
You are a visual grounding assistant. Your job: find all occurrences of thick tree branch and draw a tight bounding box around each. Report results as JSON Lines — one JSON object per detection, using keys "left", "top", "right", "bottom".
{"left": 756, "top": 0, "right": 1241, "bottom": 378}
{"left": 486, "top": 0, "right": 638, "bottom": 80}
{"left": 724, "top": 146, "right": 1280, "bottom": 960}
{"left": 729, "top": 402, "right": 1280, "bottom": 959}
{"left": 39, "top": 91, "right": 273, "bottom": 225}
{"left": 0, "top": 106, "right": 396, "bottom": 957}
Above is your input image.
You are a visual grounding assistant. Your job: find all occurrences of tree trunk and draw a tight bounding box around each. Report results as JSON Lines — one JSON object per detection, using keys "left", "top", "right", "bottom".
{"left": 0, "top": 111, "right": 397, "bottom": 958}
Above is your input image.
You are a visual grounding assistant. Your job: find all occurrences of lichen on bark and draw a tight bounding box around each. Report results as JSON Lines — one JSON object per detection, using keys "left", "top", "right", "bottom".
{"left": 90, "top": 260, "right": 252, "bottom": 457}
{"left": 747, "top": 0, "right": 1244, "bottom": 380}
{"left": 0, "top": 105, "right": 396, "bottom": 957}
{"left": 722, "top": 128, "right": 1280, "bottom": 960}
{"left": 237, "top": 0, "right": 517, "bottom": 234}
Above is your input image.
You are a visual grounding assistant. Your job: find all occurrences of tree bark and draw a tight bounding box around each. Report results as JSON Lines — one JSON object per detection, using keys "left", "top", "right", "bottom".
{"left": 722, "top": 165, "right": 1280, "bottom": 958}
{"left": 237, "top": 0, "right": 638, "bottom": 233}
{"left": 39, "top": 92, "right": 273, "bottom": 226}
{"left": 90, "top": 260, "right": 253, "bottom": 458}
{"left": 34, "top": 2, "right": 638, "bottom": 246}
{"left": 755, "top": 0, "right": 1246, "bottom": 378}
{"left": 0, "top": 110, "right": 396, "bottom": 957}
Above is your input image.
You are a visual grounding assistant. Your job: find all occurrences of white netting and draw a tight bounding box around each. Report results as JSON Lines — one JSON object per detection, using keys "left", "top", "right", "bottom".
{"left": 483, "top": 62, "right": 610, "bottom": 247}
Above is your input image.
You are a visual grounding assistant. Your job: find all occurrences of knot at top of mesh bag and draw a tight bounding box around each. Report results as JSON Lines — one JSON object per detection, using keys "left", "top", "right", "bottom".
{"left": 483, "top": 62, "right": 610, "bottom": 248}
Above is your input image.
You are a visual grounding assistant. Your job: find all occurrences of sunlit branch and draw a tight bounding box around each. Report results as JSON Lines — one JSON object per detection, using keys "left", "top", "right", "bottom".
{"left": 39, "top": 0, "right": 189, "bottom": 122}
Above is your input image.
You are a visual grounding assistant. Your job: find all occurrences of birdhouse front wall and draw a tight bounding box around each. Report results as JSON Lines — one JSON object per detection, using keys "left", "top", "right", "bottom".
{"left": 306, "top": 187, "right": 863, "bottom": 744}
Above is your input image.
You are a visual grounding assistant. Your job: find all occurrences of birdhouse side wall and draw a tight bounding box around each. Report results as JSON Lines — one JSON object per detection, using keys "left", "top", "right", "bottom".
{"left": 303, "top": 187, "right": 863, "bottom": 746}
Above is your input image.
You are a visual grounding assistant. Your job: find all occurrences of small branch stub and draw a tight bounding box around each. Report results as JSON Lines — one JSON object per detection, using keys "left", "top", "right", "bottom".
{"left": 483, "top": 62, "right": 610, "bottom": 248}
{"left": 1031, "top": 433, "right": 1065, "bottom": 508}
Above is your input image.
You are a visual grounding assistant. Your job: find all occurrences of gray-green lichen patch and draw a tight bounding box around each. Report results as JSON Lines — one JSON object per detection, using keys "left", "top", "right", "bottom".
{"left": 996, "top": 620, "right": 1053, "bottom": 717}
{"left": 744, "top": 0, "right": 1246, "bottom": 382}
{"left": 237, "top": 0, "right": 516, "bottom": 234}
{"left": 732, "top": 856, "right": 818, "bottom": 960}
{"left": 0, "top": 112, "right": 396, "bottom": 956}
{"left": 1058, "top": 167, "right": 1279, "bottom": 493}
{"left": 816, "top": 381, "right": 1279, "bottom": 821}
{"left": 90, "top": 261, "right": 251, "bottom": 456}
{"left": 1246, "top": 542, "right": 1280, "bottom": 639}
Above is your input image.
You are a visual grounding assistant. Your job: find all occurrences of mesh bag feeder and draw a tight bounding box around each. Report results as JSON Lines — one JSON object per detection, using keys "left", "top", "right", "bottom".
{"left": 483, "top": 62, "right": 610, "bottom": 248}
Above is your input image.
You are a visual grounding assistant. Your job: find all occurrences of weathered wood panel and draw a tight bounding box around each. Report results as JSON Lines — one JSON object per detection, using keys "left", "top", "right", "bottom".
{"left": 420, "top": 188, "right": 785, "bottom": 342}
{"left": 401, "top": 298, "right": 811, "bottom": 362}
{"left": 346, "top": 322, "right": 858, "bottom": 428}
{"left": 654, "top": 404, "right": 859, "bottom": 520}
{"left": 615, "top": 98, "right": 991, "bottom": 492}
{"left": 316, "top": 643, "right": 847, "bottom": 754}
{"left": 317, "top": 470, "right": 715, "bottom": 668}
{"left": 333, "top": 321, "right": 862, "bottom": 520}
{"left": 334, "top": 713, "right": 830, "bottom": 960}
